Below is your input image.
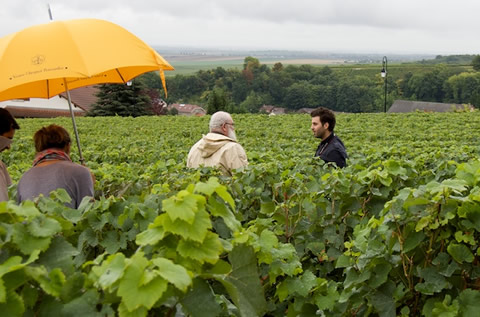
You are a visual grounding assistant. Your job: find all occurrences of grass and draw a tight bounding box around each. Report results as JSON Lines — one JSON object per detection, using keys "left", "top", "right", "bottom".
{"left": 165, "top": 58, "right": 474, "bottom": 77}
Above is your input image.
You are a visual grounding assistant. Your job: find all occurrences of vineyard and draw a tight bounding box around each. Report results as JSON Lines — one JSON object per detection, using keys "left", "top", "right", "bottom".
{"left": 2, "top": 112, "right": 480, "bottom": 316}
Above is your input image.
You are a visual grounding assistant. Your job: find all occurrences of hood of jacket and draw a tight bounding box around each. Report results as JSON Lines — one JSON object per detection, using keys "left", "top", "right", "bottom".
{"left": 197, "top": 132, "right": 237, "bottom": 158}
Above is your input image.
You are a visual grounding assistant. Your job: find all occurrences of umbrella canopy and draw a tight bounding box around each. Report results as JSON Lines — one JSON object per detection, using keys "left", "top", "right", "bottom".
{"left": 0, "top": 18, "right": 174, "bottom": 101}
{"left": 0, "top": 18, "right": 174, "bottom": 163}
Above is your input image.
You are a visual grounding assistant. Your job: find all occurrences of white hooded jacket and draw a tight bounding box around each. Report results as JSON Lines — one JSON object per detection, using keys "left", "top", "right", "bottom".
{"left": 187, "top": 132, "right": 248, "bottom": 175}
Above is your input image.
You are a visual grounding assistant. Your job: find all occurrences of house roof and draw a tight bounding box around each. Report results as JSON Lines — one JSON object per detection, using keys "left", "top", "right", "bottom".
{"left": 60, "top": 86, "right": 99, "bottom": 112}
{"left": 3, "top": 105, "right": 84, "bottom": 118}
{"left": 168, "top": 104, "right": 206, "bottom": 115}
{"left": 260, "top": 105, "right": 286, "bottom": 114}
{"left": 388, "top": 100, "right": 469, "bottom": 113}
{"left": 297, "top": 108, "right": 315, "bottom": 114}
{"left": 260, "top": 105, "right": 275, "bottom": 112}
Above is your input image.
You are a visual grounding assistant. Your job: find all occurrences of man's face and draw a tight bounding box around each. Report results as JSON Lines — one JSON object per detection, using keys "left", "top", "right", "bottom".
{"left": 311, "top": 116, "right": 329, "bottom": 140}
{"left": 224, "top": 120, "right": 237, "bottom": 141}
{"left": 0, "top": 128, "right": 15, "bottom": 152}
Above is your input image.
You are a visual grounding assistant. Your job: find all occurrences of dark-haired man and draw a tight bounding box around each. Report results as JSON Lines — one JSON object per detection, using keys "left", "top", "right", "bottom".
{"left": 0, "top": 108, "right": 20, "bottom": 202}
{"left": 310, "top": 107, "right": 347, "bottom": 168}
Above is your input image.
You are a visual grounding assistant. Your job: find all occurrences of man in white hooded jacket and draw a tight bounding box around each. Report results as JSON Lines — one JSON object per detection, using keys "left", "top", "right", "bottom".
{"left": 187, "top": 111, "right": 248, "bottom": 175}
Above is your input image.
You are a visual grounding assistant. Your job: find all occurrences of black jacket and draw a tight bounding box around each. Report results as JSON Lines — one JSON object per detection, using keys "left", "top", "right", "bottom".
{"left": 314, "top": 133, "right": 348, "bottom": 168}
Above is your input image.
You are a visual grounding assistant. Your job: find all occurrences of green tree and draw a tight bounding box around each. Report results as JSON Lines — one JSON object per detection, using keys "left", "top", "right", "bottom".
{"left": 168, "top": 107, "right": 178, "bottom": 115}
{"left": 137, "top": 71, "right": 163, "bottom": 90}
{"left": 444, "top": 72, "right": 480, "bottom": 106}
{"left": 239, "top": 91, "right": 264, "bottom": 113}
{"left": 207, "top": 89, "right": 229, "bottom": 114}
{"left": 243, "top": 56, "right": 260, "bottom": 71}
{"left": 472, "top": 55, "right": 480, "bottom": 71}
{"left": 272, "top": 62, "right": 284, "bottom": 72}
{"left": 88, "top": 81, "right": 152, "bottom": 117}
{"left": 283, "top": 82, "right": 313, "bottom": 110}
{"left": 403, "top": 66, "right": 451, "bottom": 102}
{"left": 336, "top": 77, "right": 377, "bottom": 112}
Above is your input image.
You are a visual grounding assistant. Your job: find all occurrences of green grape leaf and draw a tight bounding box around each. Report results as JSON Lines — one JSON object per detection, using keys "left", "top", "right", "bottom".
{"left": 92, "top": 253, "right": 126, "bottom": 289}
{"left": 118, "top": 302, "right": 148, "bottom": 317}
{"left": 61, "top": 290, "right": 101, "bottom": 317}
{"left": 215, "top": 186, "right": 235, "bottom": 210}
{"left": 0, "top": 279, "right": 5, "bottom": 303}
{"left": 162, "top": 190, "right": 198, "bottom": 224}
{"left": 447, "top": 243, "right": 474, "bottom": 263}
{"left": 162, "top": 209, "right": 211, "bottom": 242}
{"left": 177, "top": 232, "right": 223, "bottom": 264}
{"left": 27, "top": 216, "right": 62, "bottom": 238}
{"left": 215, "top": 244, "right": 267, "bottom": 317}
{"left": 152, "top": 258, "right": 192, "bottom": 292}
{"left": 415, "top": 267, "right": 451, "bottom": 295}
{"left": 99, "top": 230, "right": 122, "bottom": 254}
{"left": 181, "top": 278, "right": 222, "bottom": 317}
{"left": 117, "top": 252, "right": 167, "bottom": 312}
{"left": 207, "top": 196, "right": 241, "bottom": 232}
{"left": 0, "top": 291, "right": 25, "bottom": 316}
{"left": 314, "top": 280, "right": 340, "bottom": 311}
{"left": 194, "top": 177, "right": 221, "bottom": 196}
{"left": 38, "top": 236, "right": 78, "bottom": 275}
{"left": 10, "top": 200, "right": 41, "bottom": 218}
{"left": 60, "top": 272, "right": 86, "bottom": 303}
{"left": 12, "top": 223, "right": 51, "bottom": 255}
{"left": 459, "top": 289, "right": 480, "bottom": 317}
{"left": 135, "top": 226, "right": 165, "bottom": 246}
{"left": 26, "top": 267, "right": 66, "bottom": 297}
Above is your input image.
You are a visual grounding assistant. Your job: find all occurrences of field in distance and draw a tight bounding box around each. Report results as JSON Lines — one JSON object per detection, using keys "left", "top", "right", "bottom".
{"left": 157, "top": 49, "right": 433, "bottom": 75}
{"left": 163, "top": 54, "right": 347, "bottom": 75}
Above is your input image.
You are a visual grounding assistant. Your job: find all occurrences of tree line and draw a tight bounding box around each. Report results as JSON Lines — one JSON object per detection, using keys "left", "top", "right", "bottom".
{"left": 88, "top": 55, "right": 480, "bottom": 116}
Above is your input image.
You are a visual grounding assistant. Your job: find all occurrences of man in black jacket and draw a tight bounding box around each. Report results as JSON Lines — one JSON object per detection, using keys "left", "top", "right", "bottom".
{"left": 310, "top": 107, "right": 347, "bottom": 168}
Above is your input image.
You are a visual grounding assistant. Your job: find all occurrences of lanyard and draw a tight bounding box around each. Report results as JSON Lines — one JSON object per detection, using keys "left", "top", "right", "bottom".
{"left": 318, "top": 140, "right": 330, "bottom": 156}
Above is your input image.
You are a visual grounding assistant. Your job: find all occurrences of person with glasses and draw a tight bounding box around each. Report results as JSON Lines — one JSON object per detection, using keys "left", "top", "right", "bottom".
{"left": 0, "top": 108, "right": 20, "bottom": 202}
{"left": 187, "top": 111, "right": 248, "bottom": 175}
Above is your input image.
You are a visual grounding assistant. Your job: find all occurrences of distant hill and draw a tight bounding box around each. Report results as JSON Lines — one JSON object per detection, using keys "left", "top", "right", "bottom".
{"left": 418, "top": 54, "right": 476, "bottom": 65}
{"left": 153, "top": 47, "right": 435, "bottom": 64}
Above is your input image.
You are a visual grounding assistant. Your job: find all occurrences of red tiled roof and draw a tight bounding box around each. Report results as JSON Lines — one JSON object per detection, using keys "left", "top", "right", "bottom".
{"left": 3, "top": 105, "right": 85, "bottom": 118}
{"left": 60, "top": 86, "right": 99, "bottom": 112}
{"left": 168, "top": 104, "right": 206, "bottom": 115}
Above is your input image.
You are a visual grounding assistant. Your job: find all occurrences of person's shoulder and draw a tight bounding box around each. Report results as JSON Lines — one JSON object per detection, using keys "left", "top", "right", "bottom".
{"left": 223, "top": 141, "right": 244, "bottom": 150}
{"left": 332, "top": 135, "right": 346, "bottom": 147}
{"left": 58, "top": 161, "right": 91, "bottom": 174}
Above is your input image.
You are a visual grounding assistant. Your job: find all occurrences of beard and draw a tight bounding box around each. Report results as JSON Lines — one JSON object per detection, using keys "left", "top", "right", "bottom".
{"left": 227, "top": 128, "right": 237, "bottom": 141}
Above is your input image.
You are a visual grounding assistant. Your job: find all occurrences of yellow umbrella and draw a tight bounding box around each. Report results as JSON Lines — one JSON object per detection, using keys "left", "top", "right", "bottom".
{"left": 0, "top": 18, "right": 174, "bottom": 163}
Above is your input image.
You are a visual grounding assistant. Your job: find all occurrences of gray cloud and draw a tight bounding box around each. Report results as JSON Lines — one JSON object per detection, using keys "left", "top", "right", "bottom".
{"left": 1, "top": 0, "right": 480, "bottom": 54}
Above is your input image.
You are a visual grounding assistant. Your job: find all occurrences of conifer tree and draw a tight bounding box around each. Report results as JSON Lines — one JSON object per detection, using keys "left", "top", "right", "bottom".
{"left": 88, "top": 81, "right": 152, "bottom": 117}
{"left": 207, "top": 89, "right": 228, "bottom": 114}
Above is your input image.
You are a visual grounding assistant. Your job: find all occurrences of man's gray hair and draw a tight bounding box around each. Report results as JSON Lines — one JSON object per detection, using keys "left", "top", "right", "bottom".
{"left": 209, "top": 111, "right": 232, "bottom": 131}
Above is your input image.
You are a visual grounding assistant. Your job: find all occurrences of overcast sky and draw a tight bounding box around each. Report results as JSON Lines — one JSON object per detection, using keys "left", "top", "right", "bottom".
{"left": 1, "top": 0, "right": 479, "bottom": 55}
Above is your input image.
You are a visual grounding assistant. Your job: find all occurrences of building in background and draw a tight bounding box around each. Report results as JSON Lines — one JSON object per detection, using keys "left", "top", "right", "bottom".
{"left": 388, "top": 100, "right": 473, "bottom": 113}
{"left": 0, "top": 86, "right": 99, "bottom": 118}
{"left": 167, "top": 104, "right": 206, "bottom": 116}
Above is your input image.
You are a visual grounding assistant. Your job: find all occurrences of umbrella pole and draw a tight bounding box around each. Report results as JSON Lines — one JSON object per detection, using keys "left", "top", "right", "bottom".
{"left": 63, "top": 78, "right": 85, "bottom": 165}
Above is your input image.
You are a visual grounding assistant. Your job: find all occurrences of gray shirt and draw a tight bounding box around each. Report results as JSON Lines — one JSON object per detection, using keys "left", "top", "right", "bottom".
{"left": 17, "top": 161, "right": 94, "bottom": 209}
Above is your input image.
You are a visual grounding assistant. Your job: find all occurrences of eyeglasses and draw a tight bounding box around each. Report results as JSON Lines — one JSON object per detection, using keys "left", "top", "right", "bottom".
{"left": 224, "top": 122, "right": 235, "bottom": 127}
